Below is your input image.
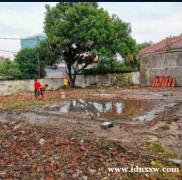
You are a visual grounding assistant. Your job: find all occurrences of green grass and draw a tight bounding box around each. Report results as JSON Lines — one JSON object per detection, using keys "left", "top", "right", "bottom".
{"left": 144, "top": 141, "right": 177, "bottom": 159}
{"left": 1, "top": 98, "right": 57, "bottom": 111}
{"left": 145, "top": 141, "right": 164, "bottom": 152}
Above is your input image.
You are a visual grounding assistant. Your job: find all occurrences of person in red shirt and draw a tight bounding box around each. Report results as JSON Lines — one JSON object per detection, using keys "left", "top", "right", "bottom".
{"left": 34, "top": 79, "right": 41, "bottom": 98}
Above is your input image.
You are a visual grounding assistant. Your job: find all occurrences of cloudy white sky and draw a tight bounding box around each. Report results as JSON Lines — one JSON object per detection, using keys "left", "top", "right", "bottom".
{"left": 0, "top": 2, "right": 182, "bottom": 59}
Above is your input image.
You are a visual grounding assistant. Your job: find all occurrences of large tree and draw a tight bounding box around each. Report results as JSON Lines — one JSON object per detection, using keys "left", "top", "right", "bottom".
{"left": 14, "top": 48, "right": 46, "bottom": 79}
{"left": 44, "top": 2, "right": 137, "bottom": 87}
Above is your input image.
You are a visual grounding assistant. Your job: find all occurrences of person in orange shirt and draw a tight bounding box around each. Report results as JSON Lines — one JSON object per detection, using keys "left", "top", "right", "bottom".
{"left": 64, "top": 78, "right": 68, "bottom": 88}
{"left": 64, "top": 74, "right": 69, "bottom": 89}
{"left": 37, "top": 84, "right": 48, "bottom": 100}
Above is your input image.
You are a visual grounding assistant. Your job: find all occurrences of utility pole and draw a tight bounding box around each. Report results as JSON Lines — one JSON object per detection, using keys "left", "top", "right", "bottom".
{"left": 37, "top": 36, "right": 40, "bottom": 79}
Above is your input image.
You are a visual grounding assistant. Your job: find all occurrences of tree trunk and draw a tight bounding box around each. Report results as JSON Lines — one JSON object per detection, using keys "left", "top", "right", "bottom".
{"left": 67, "top": 64, "right": 76, "bottom": 88}
{"left": 69, "top": 76, "right": 75, "bottom": 88}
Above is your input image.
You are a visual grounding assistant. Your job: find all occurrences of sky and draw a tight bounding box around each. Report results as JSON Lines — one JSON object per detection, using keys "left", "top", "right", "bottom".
{"left": 0, "top": 2, "right": 182, "bottom": 59}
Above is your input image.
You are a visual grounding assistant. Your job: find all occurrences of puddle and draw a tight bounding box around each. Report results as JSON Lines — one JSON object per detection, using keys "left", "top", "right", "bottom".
{"left": 133, "top": 103, "right": 176, "bottom": 122}
{"left": 44, "top": 99, "right": 176, "bottom": 122}
{"left": 0, "top": 99, "right": 177, "bottom": 124}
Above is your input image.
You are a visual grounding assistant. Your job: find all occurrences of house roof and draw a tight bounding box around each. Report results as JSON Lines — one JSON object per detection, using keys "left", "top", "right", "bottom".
{"left": 139, "top": 36, "right": 182, "bottom": 55}
{"left": 0, "top": 56, "right": 5, "bottom": 64}
{"left": 82, "top": 56, "right": 98, "bottom": 62}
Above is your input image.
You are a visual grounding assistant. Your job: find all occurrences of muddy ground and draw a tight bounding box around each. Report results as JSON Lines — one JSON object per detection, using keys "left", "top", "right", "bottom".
{"left": 0, "top": 87, "right": 182, "bottom": 179}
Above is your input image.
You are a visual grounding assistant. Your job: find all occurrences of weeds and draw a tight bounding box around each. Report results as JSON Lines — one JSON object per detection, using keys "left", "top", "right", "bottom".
{"left": 1, "top": 98, "right": 57, "bottom": 111}
{"left": 144, "top": 141, "right": 177, "bottom": 158}
{"left": 145, "top": 141, "right": 164, "bottom": 152}
{"left": 158, "top": 125, "right": 170, "bottom": 131}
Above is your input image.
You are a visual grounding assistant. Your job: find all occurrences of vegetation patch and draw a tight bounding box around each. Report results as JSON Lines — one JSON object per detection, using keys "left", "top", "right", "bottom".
{"left": 158, "top": 125, "right": 170, "bottom": 131}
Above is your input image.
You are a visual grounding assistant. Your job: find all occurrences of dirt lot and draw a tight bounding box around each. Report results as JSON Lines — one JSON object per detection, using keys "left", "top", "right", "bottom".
{"left": 0, "top": 87, "right": 182, "bottom": 180}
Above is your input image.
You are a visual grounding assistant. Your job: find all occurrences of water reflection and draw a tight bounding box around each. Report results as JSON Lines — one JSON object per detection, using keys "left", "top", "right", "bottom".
{"left": 58, "top": 99, "right": 159, "bottom": 121}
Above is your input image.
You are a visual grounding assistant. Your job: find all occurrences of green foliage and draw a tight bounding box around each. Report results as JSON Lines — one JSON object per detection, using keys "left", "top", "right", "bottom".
{"left": 35, "top": 39, "right": 61, "bottom": 69}
{"left": 137, "top": 41, "right": 153, "bottom": 52}
{"left": 83, "top": 60, "right": 138, "bottom": 75}
{"left": 0, "top": 58, "right": 22, "bottom": 79}
{"left": 14, "top": 48, "right": 46, "bottom": 79}
{"left": 44, "top": 2, "right": 137, "bottom": 87}
{"left": 165, "top": 41, "right": 173, "bottom": 53}
{"left": 144, "top": 141, "right": 177, "bottom": 159}
{"left": 0, "top": 48, "right": 49, "bottom": 80}
{"left": 2, "top": 98, "right": 57, "bottom": 111}
{"left": 145, "top": 142, "right": 164, "bottom": 152}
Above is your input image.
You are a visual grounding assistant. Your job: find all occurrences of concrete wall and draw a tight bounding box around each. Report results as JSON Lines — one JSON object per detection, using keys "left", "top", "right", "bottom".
{"left": 140, "top": 52, "right": 182, "bottom": 86}
{"left": 75, "top": 72, "right": 139, "bottom": 88}
{"left": 0, "top": 78, "right": 63, "bottom": 96}
{"left": 132, "top": 72, "right": 140, "bottom": 85}
{"left": 46, "top": 72, "right": 63, "bottom": 79}
{"left": 0, "top": 72, "right": 139, "bottom": 95}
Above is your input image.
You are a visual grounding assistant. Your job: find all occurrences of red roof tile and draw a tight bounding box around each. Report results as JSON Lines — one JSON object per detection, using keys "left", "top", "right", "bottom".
{"left": 0, "top": 56, "right": 5, "bottom": 64}
{"left": 93, "top": 57, "right": 98, "bottom": 62}
{"left": 81, "top": 56, "right": 98, "bottom": 62}
{"left": 139, "top": 36, "right": 182, "bottom": 54}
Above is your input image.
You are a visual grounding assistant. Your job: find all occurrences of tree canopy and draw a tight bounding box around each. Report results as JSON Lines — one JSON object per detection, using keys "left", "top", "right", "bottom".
{"left": 0, "top": 58, "right": 21, "bottom": 80}
{"left": 36, "top": 39, "right": 61, "bottom": 70}
{"left": 44, "top": 2, "right": 137, "bottom": 87}
{"left": 14, "top": 48, "right": 46, "bottom": 79}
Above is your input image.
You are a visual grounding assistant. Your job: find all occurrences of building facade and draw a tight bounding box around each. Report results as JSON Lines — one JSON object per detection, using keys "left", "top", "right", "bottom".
{"left": 20, "top": 33, "right": 47, "bottom": 50}
{"left": 139, "top": 37, "right": 182, "bottom": 86}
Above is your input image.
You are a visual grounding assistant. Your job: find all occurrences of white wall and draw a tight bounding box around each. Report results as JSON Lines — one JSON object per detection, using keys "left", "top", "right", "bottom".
{"left": 0, "top": 78, "right": 63, "bottom": 96}
{"left": 46, "top": 72, "right": 63, "bottom": 78}
{"left": 132, "top": 72, "right": 140, "bottom": 85}
{"left": 0, "top": 72, "right": 140, "bottom": 95}
{"left": 75, "top": 72, "right": 140, "bottom": 88}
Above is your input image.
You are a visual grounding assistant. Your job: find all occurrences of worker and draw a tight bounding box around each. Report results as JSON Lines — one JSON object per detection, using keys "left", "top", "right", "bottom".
{"left": 34, "top": 79, "right": 41, "bottom": 98}
{"left": 64, "top": 74, "right": 69, "bottom": 89}
{"left": 37, "top": 84, "right": 48, "bottom": 100}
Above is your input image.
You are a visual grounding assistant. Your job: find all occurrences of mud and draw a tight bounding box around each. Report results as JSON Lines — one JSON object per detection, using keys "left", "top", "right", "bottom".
{"left": 1, "top": 87, "right": 182, "bottom": 157}
{"left": 1, "top": 99, "right": 174, "bottom": 123}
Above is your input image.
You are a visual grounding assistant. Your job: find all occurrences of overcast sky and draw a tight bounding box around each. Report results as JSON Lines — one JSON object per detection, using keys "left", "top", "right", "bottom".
{"left": 0, "top": 2, "right": 182, "bottom": 59}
